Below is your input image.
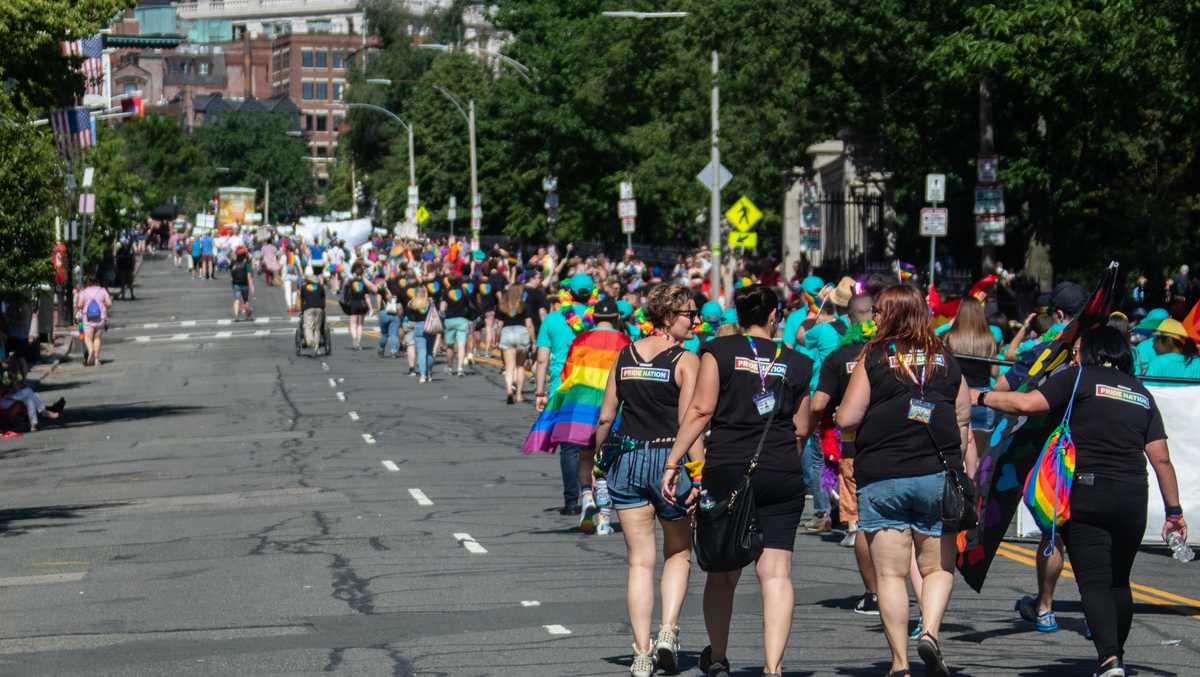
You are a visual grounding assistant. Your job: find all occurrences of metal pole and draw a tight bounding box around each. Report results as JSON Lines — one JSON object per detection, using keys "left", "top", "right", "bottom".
{"left": 709, "top": 50, "right": 721, "bottom": 303}
{"left": 264, "top": 179, "right": 270, "bottom": 226}
{"left": 929, "top": 200, "right": 938, "bottom": 288}
{"left": 626, "top": 232, "right": 632, "bottom": 250}
{"left": 407, "top": 124, "right": 415, "bottom": 187}
{"left": 468, "top": 99, "right": 478, "bottom": 220}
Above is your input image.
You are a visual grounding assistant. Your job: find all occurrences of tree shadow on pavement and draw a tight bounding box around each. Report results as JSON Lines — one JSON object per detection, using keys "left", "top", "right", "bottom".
{"left": 0, "top": 502, "right": 128, "bottom": 537}
{"left": 834, "top": 661, "right": 900, "bottom": 676}
{"left": 1018, "top": 658, "right": 1180, "bottom": 676}
{"left": 54, "top": 402, "right": 206, "bottom": 429}
{"left": 32, "top": 380, "right": 88, "bottom": 393}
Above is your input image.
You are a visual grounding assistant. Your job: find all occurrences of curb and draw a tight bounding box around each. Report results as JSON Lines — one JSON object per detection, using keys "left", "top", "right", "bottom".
{"left": 26, "top": 336, "right": 73, "bottom": 389}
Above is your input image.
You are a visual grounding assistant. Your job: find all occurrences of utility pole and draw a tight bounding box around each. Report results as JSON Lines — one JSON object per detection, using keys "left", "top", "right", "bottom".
{"left": 468, "top": 99, "right": 479, "bottom": 231}
{"left": 709, "top": 50, "right": 722, "bottom": 303}
{"left": 264, "top": 179, "right": 270, "bottom": 226}
{"left": 979, "top": 76, "right": 995, "bottom": 274}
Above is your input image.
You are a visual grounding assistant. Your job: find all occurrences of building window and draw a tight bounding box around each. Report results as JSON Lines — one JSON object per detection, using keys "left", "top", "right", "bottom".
{"left": 198, "top": 61, "right": 210, "bottom": 76}
{"left": 302, "top": 49, "right": 313, "bottom": 67}
{"left": 332, "top": 81, "right": 344, "bottom": 101}
{"left": 332, "top": 113, "right": 345, "bottom": 130}
{"left": 123, "top": 83, "right": 138, "bottom": 96}
{"left": 304, "top": 113, "right": 313, "bottom": 130}
{"left": 308, "top": 19, "right": 332, "bottom": 33}
{"left": 316, "top": 145, "right": 328, "bottom": 157}
{"left": 316, "top": 82, "right": 328, "bottom": 100}
{"left": 332, "top": 51, "right": 344, "bottom": 69}
{"left": 315, "top": 50, "right": 327, "bottom": 68}
{"left": 316, "top": 114, "right": 327, "bottom": 132}
{"left": 302, "top": 82, "right": 314, "bottom": 100}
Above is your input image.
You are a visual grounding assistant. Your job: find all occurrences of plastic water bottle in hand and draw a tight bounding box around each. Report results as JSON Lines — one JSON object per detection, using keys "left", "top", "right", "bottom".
{"left": 594, "top": 478, "right": 613, "bottom": 535}
{"left": 698, "top": 488, "right": 716, "bottom": 512}
{"left": 1167, "top": 531, "right": 1195, "bottom": 563}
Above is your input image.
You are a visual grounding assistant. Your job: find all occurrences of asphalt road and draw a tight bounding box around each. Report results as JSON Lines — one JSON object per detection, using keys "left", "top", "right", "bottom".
{"left": 1, "top": 254, "right": 1198, "bottom": 677}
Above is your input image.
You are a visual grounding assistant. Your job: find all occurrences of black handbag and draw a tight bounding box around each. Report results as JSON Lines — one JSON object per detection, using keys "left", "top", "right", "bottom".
{"left": 929, "top": 426, "right": 978, "bottom": 531}
{"left": 693, "top": 386, "right": 781, "bottom": 573}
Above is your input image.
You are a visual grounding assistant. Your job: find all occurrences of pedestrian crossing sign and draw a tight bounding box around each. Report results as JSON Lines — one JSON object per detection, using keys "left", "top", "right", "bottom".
{"left": 725, "top": 196, "right": 762, "bottom": 232}
{"left": 728, "top": 231, "right": 758, "bottom": 248}
{"left": 416, "top": 205, "right": 430, "bottom": 224}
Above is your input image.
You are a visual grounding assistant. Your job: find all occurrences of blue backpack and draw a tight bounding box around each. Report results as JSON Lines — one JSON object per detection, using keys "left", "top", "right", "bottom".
{"left": 85, "top": 298, "right": 103, "bottom": 323}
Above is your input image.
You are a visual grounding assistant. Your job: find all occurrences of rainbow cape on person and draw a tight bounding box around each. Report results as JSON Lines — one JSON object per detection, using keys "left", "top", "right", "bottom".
{"left": 522, "top": 329, "right": 630, "bottom": 453}
{"left": 957, "top": 262, "right": 1121, "bottom": 592}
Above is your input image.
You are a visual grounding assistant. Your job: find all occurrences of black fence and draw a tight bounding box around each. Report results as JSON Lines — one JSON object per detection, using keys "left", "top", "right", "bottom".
{"left": 814, "top": 192, "right": 888, "bottom": 273}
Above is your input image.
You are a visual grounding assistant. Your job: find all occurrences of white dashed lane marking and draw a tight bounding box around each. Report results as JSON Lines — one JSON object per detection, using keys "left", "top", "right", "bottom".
{"left": 328, "top": 378, "right": 337, "bottom": 388}
{"left": 453, "top": 533, "right": 487, "bottom": 554}
{"left": 521, "top": 600, "right": 541, "bottom": 608}
{"left": 408, "top": 489, "right": 432, "bottom": 506}
{"left": 171, "top": 333, "right": 189, "bottom": 341}
{"left": 543, "top": 625, "right": 571, "bottom": 635}
{"left": 180, "top": 320, "right": 196, "bottom": 327}
{"left": 336, "top": 392, "right": 346, "bottom": 401}
{"left": 321, "top": 362, "right": 330, "bottom": 371}
{"left": 135, "top": 336, "right": 150, "bottom": 343}
{"left": 218, "top": 319, "right": 232, "bottom": 325}
{"left": 347, "top": 411, "right": 359, "bottom": 421}
{"left": 253, "top": 330, "right": 269, "bottom": 337}
{"left": 361, "top": 433, "right": 376, "bottom": 445}
{"left": 381, "top": 460, "right": 399, "bottom": 472}
{"left": 216, "top": 331, "right": 231, "bottom": 338}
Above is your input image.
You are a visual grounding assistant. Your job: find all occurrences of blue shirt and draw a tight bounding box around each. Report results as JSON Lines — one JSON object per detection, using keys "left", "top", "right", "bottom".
{"left": 199, "top": 236, "right": 214, "bottom": 255}
{"left": 191, "top": 239, "right": 201, "bottom": 257}
{"left": 536, "top": 303, "right": 588, "bottom": 393}
{"left": 1143, "top": 352, "right": 1200, "bottom": 387}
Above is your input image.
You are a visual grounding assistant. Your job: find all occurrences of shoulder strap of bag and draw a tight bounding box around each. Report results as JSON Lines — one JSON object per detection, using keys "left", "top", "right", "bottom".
{"left": 1059, "top": 365, "right": 1085, "bottom": 426}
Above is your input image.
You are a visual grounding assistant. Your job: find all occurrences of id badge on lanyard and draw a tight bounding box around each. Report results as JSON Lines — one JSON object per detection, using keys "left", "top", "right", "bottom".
{"left": 892, "top": 343, "right": 934, "bottom": 424}
{"left": 747, "top": 336, "right": 781, "bottom": 416}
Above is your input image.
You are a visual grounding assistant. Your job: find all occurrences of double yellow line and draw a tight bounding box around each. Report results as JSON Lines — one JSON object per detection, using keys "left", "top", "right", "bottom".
{"left": 995, "top": 541, "right": 1200, "bottom": 620}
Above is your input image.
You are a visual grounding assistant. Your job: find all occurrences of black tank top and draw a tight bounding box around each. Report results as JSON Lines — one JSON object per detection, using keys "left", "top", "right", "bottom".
{"left": 614, "top": 343, "right": 685, "bottom": 442}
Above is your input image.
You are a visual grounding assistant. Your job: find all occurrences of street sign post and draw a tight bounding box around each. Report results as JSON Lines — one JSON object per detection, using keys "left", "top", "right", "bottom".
{"left": 416, "top": 205, "right": 430, "bottom": 225}
{"left": 925, "top": 174, "right": 945, "bottom": 203}
{"left": 619, "top": 181, "right": 634, "bottom": 200}
{"left": 696, "top": 161, "right": 732, "bottom": 193}
{"left": 725, "top": 196, "right": 762, "bottom": 232}
{"left": 728, "top": 230, "right": 757, "bottom": 248}
{"left": 621, "top": 217, "right": 636, "bottom": 235}
{"left": 617, "top": 183, "right": 636, "bottom": 246}
{"left": 919, "top": 208, "right": 948, "bottom": 237}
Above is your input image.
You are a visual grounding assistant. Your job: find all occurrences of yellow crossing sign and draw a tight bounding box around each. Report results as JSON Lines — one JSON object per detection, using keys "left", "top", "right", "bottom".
{"left": 728, "top": 231, "right": 758, "bottom": 248}
{"left": 416, "top": 205, "right": 430, "bottom": 224}
{"left": 725, "top": 196, "right": 762, "bottom": 232}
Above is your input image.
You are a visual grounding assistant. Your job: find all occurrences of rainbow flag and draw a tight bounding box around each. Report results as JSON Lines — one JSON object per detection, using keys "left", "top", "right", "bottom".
{"left": 898, "top": 261, "right": 916, "bottom": 280}
{"left": 1023, "top": 422, "right": 1077, "bottom": 539}
{"left": 522, "top": 329, "right": 629, "bottom": 453}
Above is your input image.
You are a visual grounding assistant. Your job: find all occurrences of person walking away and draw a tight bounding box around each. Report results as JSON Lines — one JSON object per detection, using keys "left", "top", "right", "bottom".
{"left": 943, "top": 297, "right": 1000, "bottom": 457}
{"left": 377, "top": 269, "right": 403, "bottom": 358}
{"left": 342, "top": 262, "right": 376, "bottom": 350}
{"left": 191, "top": 235, "right": 202, "bottom": 280}
{"left": 230, "top": 247, "right": 255, "bottom": 321}
{"left": 811, "top": 294, "right": 880, "bottom": 614}
{"left": 282, "top": 248, "right": 302, "bottom": 313}
{"left": 835, "top": 284, "right": 974, "bottom": 677}
{"left": 497, "top": 286, "right": 535, "bottom": 402}
{"left": 261, "top": 238, "right": 279, "bottom": 287}
{"left": 299, "top": 274, "right": 326, "bottom": 355}
{"left": 199, "top": 231, "right": 215, "bottom": 279}
{"left": 76, "top": 276, "right": 112, "bottom": 367}
{"left": 326, "top": 239, "right": 346, "bottom": 296}
{"left": 662, "top": 284, "right": 814, "bottom": 677}
{"left": 1142, "top": 318, "right": 1200, "bottom": 386}
{"left": 993, "top": 281, "right": 1087, "bottom": 631}
{"left": 115, "top": 240, "right": 136, "bottom": 300}
{"left": 405, "top": 286, "right": 436, "bottom": 382}
{"left": 441, "top": 279, "right": 474, "bottom": 377}
{"left": 589, "top": 285, "right": 700, "bottom": 676}
{"left": 534, "top": 274, "right": 602, "bottom": 515}
{"left": 978, "top": 327, "right": 1186, "bottom": 677}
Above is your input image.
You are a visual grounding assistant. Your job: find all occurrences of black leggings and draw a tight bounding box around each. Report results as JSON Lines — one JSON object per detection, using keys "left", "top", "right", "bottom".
{"left": 1062, "top": 476, "right": 1148, "bottom": 661}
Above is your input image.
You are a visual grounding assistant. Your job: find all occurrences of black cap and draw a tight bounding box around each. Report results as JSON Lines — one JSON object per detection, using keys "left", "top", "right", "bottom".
{"left": 593, "top": 297, "right": 620, "bottom": 320}
{"left": 1049, "top": 281, "right": 1087, "bottom": 317}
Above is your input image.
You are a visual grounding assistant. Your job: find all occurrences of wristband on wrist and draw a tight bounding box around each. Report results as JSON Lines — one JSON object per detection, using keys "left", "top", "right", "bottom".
{"left": 976, "top": 391, "right": 988, "bottom": 407}
{"left": 1166, "top": 505, "right": 1183, "bottom": 517}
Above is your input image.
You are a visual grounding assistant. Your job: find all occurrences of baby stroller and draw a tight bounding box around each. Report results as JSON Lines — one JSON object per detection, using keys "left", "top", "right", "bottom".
{"left": 295, "top": 310, "right": 332, "bottom": 357}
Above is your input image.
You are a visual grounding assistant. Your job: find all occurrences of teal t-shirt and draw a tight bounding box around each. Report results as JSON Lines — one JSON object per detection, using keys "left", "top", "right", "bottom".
{"left": 800, "top": 320, "right": 846, "bottom": 391}
{"left": 1143, "top": 352, "right": 1200, "bottom": 387}
{"left": 1134, "top": 338, "right": 1158, "bottom": 376}
{"left": 536, "top": 303, "right": 588, "bottom": 393}
{"left": 782, "top": 311, "right": 806, "bottom": 350}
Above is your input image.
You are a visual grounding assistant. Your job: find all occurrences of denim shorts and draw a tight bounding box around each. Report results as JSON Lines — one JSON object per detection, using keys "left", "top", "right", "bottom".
{"left": 970, "top": 404, "right": 996, "bottom": 432}
{"left": 857, "top": 471, "right": 946, "bottom": 536}
{"left": 606, "top": 443, "right": 692, "bottom": 521}
{"left": 499, "top": 325, "right": 531, "bottom": 350}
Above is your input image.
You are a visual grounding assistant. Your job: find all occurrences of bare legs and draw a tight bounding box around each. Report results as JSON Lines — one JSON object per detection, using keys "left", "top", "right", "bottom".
{"left": 868, "top": 529, "right": 955, "bottom": 672}
{"left": 349, "top": 314, "right": 363, "bottom": 349}
{"left": 703, "top": 547, "right": 794, "bottom": 673}
{"left": 619, "top": 506, "right": 691, "bottom": 653}
{"left": 1036, "top": 535, "right": 1065, "bottom": 614}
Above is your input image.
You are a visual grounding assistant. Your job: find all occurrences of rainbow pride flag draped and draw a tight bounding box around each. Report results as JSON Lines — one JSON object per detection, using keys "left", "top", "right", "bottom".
{"left": 522, "top": 328, "right": 629, "bottom": 453}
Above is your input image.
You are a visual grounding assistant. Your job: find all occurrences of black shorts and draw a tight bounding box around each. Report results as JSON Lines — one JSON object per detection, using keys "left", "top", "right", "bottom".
{"left": 704, "top": 466, "right": 806, "bottom": 551}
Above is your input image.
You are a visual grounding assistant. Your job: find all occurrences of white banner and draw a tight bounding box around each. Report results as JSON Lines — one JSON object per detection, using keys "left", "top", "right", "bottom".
{"left": 295, "top": 218, "right": 373, "bottom": 249}
{"left": 1015, "top": 385, "right": 1200, "bottom": 544}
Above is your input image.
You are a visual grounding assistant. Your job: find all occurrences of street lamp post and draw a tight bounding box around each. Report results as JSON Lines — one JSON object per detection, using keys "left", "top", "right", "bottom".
{"left": 601, "top": 11, "right": 723, "bottom": 302}
{"left": 346, "top": 98, "right": 415, "bottom": 188}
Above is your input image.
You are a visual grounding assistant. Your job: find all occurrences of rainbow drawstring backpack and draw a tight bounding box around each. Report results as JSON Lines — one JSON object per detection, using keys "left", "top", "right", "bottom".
{"left": 1022, "top": 367, "right": 1084, "bottom": 556}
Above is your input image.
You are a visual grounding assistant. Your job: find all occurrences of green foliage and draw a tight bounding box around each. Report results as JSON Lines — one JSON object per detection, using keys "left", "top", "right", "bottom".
{"left": 195, "top": 111, "right": 312, "bottom": 223}
{"left": 114, "top": 115, "right": 214, "bottom": 215}
{"left": 0, "top": 100, "right": 64, "bottom": 295}
{"left": 0, "top": 0, "right": 135, "bottom": 113}
{"left": 83, "top": 126, "right": 147, "bottom": 272}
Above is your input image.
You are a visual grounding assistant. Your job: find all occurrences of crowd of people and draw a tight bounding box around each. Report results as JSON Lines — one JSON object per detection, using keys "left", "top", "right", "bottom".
{"left": 143, "top": 223, "right": 1199, "bottom": 677}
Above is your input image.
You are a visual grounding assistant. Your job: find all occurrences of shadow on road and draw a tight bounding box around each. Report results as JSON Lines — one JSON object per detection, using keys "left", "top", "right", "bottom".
{"left": 56, "top": 402, "right": 206, "bottom": 429}
{"left": 0, "top": 502, "right": 128, "bottom": 537}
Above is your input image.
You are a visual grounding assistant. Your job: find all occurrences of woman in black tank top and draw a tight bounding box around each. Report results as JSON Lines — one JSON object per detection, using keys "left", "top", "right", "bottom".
{"left": 586, "top": 284, "right": 701, "bottom": 673}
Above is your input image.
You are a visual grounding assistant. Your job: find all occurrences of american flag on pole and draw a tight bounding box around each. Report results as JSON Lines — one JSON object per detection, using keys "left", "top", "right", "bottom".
{"left": 68, "top": 107, "right": 96, "bottom": 151}
{"left": 61, "top": 34, "right": 105, "bottom": 98}
{"left": 49, "top": 108, "right": 72, "bottom": 155}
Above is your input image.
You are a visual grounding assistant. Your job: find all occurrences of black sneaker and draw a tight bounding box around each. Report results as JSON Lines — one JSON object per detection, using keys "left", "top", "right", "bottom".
{"left": 854, "top": 592, "right": 880, "bottom": 615}
{"left": 1093, "top": 657, "right": 1125, "bottom": 677}
{"left": 700, "top": 646, "right": 731, "bottom": 676}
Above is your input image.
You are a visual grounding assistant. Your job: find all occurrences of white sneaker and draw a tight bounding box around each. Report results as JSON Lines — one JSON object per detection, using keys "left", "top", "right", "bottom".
{"left": 630, "top": 643, "right": 655, "bottom": 677}
{"left": 418, "top": 375, "right": 427, "bottom": 383}
{"left": 654, "top": 626, "right": 679, "bottom": 674}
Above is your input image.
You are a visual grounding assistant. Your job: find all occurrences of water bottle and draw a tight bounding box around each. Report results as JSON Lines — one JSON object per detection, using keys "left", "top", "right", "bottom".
{"left": 1167, "top": 531, "right": 1195, "bottom": 563}
{"left": 698, "top": 488, "right": 716, "bottom": 512}
{"left": 595, "top": 478, "right": 611, "bottom": 510}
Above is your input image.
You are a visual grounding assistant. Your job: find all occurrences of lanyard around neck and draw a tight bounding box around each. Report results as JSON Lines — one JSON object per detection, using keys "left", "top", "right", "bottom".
{"left": 746, "top": 335, "right": 782, "bottom": 393}
{"left": 891, "top": 342, "right": 927, "bottom": 394}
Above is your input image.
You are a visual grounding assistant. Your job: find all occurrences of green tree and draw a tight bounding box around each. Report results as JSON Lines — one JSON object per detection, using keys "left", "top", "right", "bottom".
{"left": 0, "top": 0, "right": 135, "bottom": 113}
{"left": 115, "top": 115, "right": 215, "bottom": 215}
{"left": 0, "top": 100, "right": 65, "bottom": 295}
{"left": 195, "top": 111, "right": 312, "bottom": 223}
{"left": 82, "top": 126, "right": 147, "bottom": 272}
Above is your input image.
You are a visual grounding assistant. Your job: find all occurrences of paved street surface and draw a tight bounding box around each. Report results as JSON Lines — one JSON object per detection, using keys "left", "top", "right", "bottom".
{"left": 2, "top": 254, "right": 1198, "bottom": 677}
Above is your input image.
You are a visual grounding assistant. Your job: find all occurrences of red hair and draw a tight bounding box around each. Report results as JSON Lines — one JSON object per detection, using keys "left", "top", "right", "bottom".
{"left": 864, "top": 284, "right": 947, "bottom": 381}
